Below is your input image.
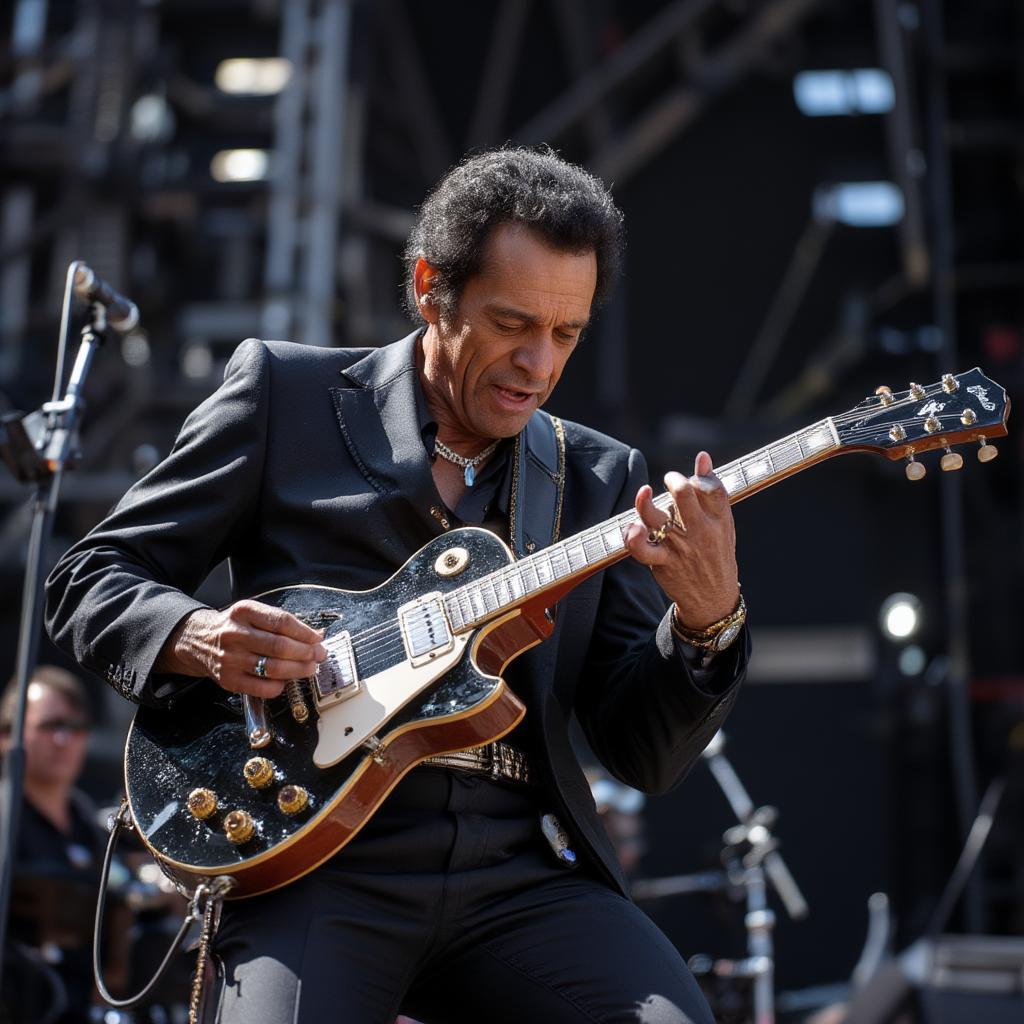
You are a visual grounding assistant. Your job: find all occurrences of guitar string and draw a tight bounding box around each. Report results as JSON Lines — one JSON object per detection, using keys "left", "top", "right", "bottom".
{"left": 340, "top": 422, "right": 929, "bottom": 664}
{"left": 343, "top": 416, "right": 968, "bottom": 662}
{"left": 324, "top": 401, "right": 982, "bottom": 664}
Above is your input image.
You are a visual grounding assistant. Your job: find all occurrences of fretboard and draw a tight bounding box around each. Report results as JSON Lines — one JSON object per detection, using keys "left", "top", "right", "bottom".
{"left": 442, "top": 417, "right": 839, "bottom": 633}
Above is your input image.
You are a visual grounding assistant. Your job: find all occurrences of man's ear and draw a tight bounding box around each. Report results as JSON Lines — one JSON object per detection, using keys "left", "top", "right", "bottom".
{"left": 413, "top": 257, "right": 440, "bottom": 323}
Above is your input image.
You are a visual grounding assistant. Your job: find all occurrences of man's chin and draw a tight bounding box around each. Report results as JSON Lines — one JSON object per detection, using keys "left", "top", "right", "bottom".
{"left": 480, "top": 412, "right": 535, "bottom": 439}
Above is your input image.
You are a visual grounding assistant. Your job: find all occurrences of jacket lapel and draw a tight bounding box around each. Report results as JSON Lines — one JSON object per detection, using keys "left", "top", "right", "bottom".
{"left": 330, "top": 331, "right": 439, "bottom": 518}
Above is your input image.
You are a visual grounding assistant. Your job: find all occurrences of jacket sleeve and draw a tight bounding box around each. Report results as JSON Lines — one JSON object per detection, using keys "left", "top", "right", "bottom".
{"left": 573, "top": 446, "right": 749, "bottom": 794}
{"left": 44, "top": 338, "right": 271, "bottom": 705}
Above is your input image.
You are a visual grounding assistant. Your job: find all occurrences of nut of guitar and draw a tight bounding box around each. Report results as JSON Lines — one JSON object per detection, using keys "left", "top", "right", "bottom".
{"left": 224, "top": 809, "right": 255, "bottom": 844}
{"left": 187, "top": 788, "right": 218, "bottom": 820}
{"left": 277, "top": 785, "right": 310, "bottom": 816}
{"left": 243, "top": 757, "right": 275, "bottom": 789}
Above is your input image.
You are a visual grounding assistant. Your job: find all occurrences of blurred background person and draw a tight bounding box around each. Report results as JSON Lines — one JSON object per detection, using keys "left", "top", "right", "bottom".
{"left": 0, "top": 666, "right": 121, "bottom": 1024}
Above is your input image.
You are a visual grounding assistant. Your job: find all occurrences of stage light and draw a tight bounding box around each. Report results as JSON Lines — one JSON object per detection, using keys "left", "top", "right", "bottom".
{"left": 879, "top": 593, "right": 923, "bottom": 642}
{"left": 215, "top": 58, "right": 292, "bottom": 95}
{"left": 130, "top": 94, "right": 175, "bottom": 143}
{"left": 182, "top": 342, "right": 213, "bottom": 379}
{"left": 793, "top": 69, "right": 895, "bottom": 117}
{"left": 120, "top": 331, "right": 150, "bottom": 367}
{"left": 813, "top": 181, "right": 904, "bottom": 227}
{"left": 898, "top": 644, "right": 927, "bottom": 676}
{"left": 590, "top": 778, "right": 645, "bottom": 815}
{"left": 210, "top": 149, "right": 270, "bottom": 183}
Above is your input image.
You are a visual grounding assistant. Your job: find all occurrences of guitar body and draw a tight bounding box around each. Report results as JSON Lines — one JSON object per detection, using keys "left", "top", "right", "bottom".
{"left": 125, "top": 528, "right": 540, "bottom": 898}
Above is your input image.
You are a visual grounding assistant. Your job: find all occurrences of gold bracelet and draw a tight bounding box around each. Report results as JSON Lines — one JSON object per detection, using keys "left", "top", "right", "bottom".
{"left": 671, "top": 595, "right": 747, "bottom": 653}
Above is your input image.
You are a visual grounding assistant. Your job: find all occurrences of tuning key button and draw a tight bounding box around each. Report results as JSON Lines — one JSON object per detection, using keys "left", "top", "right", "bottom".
{"left": 940, "top": 448, "right": 964, "bottom": 472}
{"left": 243, "top": 757, "right": 275, "bottom": 789}
{"left": 961, "top": 408, "right": 977, "bottom": 426}
{"left": 942, "top": 373, "right": 959, "bottom": 393}
{"left": 905, "top": 456, "right": 926, "bottom": 481}
{"left": 889, "top": 424, "right": 907, "bottom": 442}
{"left": 277, "top": 785, "right": 310, "bottom": 816}
{"left": 924, "top": 416, "right": 941, "bottom": 434}
{"left": 875, "top": 386, "right": 894, "bottom": 406}
{"left": 909, "top": 382, "right": 925, "bottom": 400}
{"left": 978, "top": 441, "right": 998, "bottom": 463}
{"left": 187, "top": 788, "right": 218, "bottom": 820}
{"left": 224, "top": 810, "right": 255, "bottom": 845}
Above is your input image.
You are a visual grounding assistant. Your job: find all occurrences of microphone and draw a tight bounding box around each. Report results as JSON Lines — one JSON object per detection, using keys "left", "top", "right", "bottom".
{"left": 72, "top": 263, "right": 140, "bottom": 332}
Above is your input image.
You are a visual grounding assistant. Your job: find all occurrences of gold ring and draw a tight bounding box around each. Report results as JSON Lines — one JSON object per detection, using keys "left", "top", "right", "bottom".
{"left": 648, "top": 520, "right": 671, "bottom": 545}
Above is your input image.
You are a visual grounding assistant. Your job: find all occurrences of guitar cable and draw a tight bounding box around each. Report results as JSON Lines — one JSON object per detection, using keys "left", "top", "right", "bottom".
{"left": 91, "top": 800, "right": 233, "bottom": 1016}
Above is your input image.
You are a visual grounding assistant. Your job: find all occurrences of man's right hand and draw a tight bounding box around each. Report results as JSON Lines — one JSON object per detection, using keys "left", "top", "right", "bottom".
{"left": 155, "top": 600, "right": 327, "bottom": 698}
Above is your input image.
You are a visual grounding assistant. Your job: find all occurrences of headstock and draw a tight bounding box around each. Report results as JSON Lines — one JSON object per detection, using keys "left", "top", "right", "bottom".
{"left": 833, "top": 368, "right": 1010, "bottom": 480}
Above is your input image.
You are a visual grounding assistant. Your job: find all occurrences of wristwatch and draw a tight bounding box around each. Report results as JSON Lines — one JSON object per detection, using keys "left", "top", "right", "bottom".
{"left": 671, "top": 595, "right": 747, "bottom": 653}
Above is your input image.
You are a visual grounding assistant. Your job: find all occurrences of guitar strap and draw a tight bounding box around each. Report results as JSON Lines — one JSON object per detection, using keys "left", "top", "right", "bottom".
{"left": 510, "top": 410, "right": 566, "bottom": 558}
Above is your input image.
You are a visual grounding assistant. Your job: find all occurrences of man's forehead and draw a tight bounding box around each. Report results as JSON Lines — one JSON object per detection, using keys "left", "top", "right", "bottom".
{"left": 473, "top": 224, "right": 597, "bottom": 310}
{"left": 478, "top": 222, "right": 597, "bottom": 271}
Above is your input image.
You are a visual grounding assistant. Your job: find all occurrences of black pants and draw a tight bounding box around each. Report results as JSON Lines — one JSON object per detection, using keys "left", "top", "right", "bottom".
{"left": 211, "top": 769, "right": 713, "bottom": 1024}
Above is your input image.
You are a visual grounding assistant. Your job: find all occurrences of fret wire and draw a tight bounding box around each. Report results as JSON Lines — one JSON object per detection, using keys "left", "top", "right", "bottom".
{"left": 350, "top": 415, "right": 862, "bottom": 645}
{"left": 445, "top": 415, "right": 869, "bottom": 627}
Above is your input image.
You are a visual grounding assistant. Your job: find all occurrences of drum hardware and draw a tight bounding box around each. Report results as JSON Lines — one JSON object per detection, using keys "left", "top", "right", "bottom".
{"left": 690, "top": 731, "right": 809, "bottom": 1024}
{"left": 632, "top": 732, "right": 808, "bottom": 1024}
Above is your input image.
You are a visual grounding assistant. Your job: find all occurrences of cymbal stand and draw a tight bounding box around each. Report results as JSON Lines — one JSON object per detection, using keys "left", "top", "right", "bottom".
{"left": 701, "top": 731, "right": 809, "bottom": 1024}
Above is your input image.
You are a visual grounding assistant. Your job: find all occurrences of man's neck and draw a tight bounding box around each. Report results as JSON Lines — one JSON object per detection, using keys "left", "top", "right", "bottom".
{"left": 418, "top": 329, "right": 495, "bottom": 457}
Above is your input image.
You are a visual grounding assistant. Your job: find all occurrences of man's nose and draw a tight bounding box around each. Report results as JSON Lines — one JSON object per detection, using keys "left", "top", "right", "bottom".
{"left": 511, "top": 333, "right": 555, "bottom": 380}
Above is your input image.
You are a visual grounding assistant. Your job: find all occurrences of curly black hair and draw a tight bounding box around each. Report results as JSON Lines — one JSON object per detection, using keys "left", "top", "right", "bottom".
{"left": 403, "top": 146, "right": 625, "bottom": 320}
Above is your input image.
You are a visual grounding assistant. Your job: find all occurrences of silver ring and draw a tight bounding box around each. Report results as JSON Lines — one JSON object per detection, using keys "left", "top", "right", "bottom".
{"left": 254, "top": 655, "right": 268, "bottom": 679}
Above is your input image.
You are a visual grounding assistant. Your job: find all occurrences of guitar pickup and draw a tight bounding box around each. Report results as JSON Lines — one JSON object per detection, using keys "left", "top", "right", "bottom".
{"left": 313, "top": 631, "right": 359, "bottom": 708}
{"left": 397, "top": 593, "right": 454, "bottom": 667}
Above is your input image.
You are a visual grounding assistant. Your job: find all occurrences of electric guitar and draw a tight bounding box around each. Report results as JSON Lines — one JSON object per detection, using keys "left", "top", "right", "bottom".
{"left": 124, "top": 369, "right": 1009, "bottom": 897}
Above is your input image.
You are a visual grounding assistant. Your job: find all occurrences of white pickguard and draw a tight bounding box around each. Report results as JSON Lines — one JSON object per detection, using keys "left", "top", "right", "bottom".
{"left": 312, "top": 635, "right": 471, "bottom": 769}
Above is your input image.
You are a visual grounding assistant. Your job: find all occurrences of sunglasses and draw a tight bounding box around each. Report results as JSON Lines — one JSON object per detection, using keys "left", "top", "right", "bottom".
{"left": 36, "top": 719, "right": 90, "bottom": 735}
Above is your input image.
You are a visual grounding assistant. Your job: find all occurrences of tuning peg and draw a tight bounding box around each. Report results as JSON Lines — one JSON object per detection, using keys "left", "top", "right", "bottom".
{"left": 978, "top": 440, "right": 998, "bottom": 463}
{"left": 942, "top": 373, "right": 959, "bottom": 393}
{"left": 875, "top": 386, "right": 894, "bottom": 406}
{"left": 909, "top": 382, "right": 925, "bottom": 400}
{"left": 940, "top": 447, "right": 964, "bottom": 471}
{"left": 905, "top": 455, "right": 926, "bottom": 481}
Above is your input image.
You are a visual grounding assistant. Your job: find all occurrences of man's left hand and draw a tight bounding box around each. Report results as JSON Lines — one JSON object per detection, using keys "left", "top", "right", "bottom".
{"left": 624, "top": 450, "right": 740, "bottom": 630}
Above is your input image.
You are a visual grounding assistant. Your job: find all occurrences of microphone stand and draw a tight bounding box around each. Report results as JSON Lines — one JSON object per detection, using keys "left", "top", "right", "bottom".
{"left": 700, "top": 731, "right": 809, "bottom": 1024}
{"left": 0, "top": 261, "right": 112, "bottom": 993}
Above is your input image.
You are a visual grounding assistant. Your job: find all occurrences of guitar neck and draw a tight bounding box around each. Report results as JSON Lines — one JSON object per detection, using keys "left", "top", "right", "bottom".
{"left": 442, "top": 417, "right": 840, "bottom": 632}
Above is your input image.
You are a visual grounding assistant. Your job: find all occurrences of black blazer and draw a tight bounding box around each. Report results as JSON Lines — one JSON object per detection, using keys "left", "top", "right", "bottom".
{"left": 45, "top": 332, "right": 748, "bottom": 894}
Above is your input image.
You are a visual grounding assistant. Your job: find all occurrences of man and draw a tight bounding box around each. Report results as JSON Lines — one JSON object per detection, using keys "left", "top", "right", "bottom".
{"left": 46, "top": 147, "right": 749, "bottom": 1023}
{"left": 0, "top": 667, "right": 107, "bottom": 1023}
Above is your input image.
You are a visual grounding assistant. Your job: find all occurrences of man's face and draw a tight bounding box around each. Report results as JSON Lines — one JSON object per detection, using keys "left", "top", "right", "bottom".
{"left": 18, "top": 683, "right": 90, "bottom": 789}
{"left": 422, "top": 223, "right": 598, "bottom": 440}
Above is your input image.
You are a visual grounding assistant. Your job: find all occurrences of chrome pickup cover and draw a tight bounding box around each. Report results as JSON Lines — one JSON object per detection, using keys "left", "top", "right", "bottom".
{"left": 397, "top": 593, "right": 454, "bottom": 667}
{"left": 313, "top": 631, "right": 359, "bottom": 707}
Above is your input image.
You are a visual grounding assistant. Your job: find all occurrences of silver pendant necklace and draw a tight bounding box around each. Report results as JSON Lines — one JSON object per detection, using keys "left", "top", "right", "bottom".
{"left": 434, "top": 438, "right": 499, "bottom": 487}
